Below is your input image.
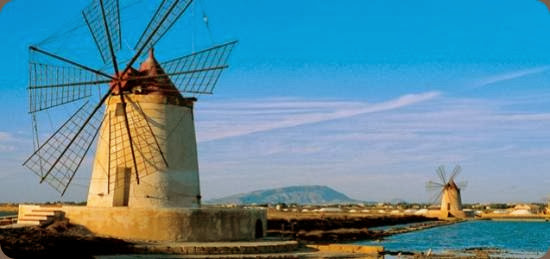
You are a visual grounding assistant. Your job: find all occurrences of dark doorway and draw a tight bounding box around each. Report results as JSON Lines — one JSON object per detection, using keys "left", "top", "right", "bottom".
{"left": 113, "top": 167, "right": 131, "bottom": 206}
{"left": 255, "top": 219, "right": 263, "bottom": 239}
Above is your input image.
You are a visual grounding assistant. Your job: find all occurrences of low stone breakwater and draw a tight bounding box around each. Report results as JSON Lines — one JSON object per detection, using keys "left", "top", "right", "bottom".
{"left": 267, "top": 215, "right": 443, "bottom": 242}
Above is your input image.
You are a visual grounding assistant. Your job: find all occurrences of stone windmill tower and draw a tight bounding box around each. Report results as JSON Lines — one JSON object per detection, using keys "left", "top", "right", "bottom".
{"left": 86, "top": 49, "right": 211, "bottom": 208}
{"left": 426, "top": 165, "right": 467, "bottom": 219}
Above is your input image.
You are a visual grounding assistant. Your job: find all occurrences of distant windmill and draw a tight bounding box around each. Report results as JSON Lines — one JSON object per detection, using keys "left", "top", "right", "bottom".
{"left": 543, "top": 195, "right": 550, "bottom": 214}
{"left": 23, "top": 0, "right": 236, "bottom": 208}
{"left": 426, "top": 165, "right": 467, "bottom": 219}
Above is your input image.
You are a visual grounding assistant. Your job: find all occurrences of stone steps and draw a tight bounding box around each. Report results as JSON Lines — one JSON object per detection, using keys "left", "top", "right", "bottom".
{"left": 17, "top": 207, "right": 64, "bottom": 226}
{"left": 0, "top": 216, "right": 17, "bottom": 226}
{"left": 16, "top": 218, "right": 43, "bottom": 225}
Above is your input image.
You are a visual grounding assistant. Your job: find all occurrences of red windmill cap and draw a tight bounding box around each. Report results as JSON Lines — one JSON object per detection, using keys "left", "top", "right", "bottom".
{"left": 138, "top": 48, "right": 182, "bottom": 97}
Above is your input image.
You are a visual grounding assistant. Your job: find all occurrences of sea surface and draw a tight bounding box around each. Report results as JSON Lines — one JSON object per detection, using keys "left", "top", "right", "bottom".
{"left": 357, "top": 220, "right": 550, "bottom": 257}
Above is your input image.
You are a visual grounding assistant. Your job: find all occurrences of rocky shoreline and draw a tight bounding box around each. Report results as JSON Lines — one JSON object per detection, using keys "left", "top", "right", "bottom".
{"left": 0, "top": 219, "right": 133, "bottom": 258}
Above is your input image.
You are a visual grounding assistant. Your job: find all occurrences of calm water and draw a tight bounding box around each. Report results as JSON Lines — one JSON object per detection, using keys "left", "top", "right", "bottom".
{"left": 358, "top": 220, "right": 550, "bottom": 256}
{"left": 0, "top": 211, "right": 16, "bottom": 217}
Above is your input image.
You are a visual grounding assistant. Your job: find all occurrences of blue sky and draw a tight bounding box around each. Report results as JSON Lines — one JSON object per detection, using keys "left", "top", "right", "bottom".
{"left": 1, "top": 0, "right": 550, "bottom": 203}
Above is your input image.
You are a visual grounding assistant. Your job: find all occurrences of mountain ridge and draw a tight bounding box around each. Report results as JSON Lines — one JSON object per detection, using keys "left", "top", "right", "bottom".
{"left": 206, "top": 185, "right": 359, "bottom": 205}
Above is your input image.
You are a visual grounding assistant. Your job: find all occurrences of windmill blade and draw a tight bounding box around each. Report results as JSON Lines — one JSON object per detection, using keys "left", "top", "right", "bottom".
{"left": 457, "top": 181, "right": 468, "bottom": 190}
{"left": 29, "top": 46, "right": 114, "bottom": 79}
{"left": 134, "top": 0, "right": 193, "bottom": 54}
{"left": 160, "top": 40, "right": 237, "bottom": 94}
{"left": 449, "top": 165, "right": 462, "bottom": 182}
{"left": 23, "top": 101, "right": 105, "bottom": 195}
{"left": 425, "top": 181, "right": 444, "bottom": 192}
{"left": 82, "top": 0, "right": 121, "bottom": 64}
{"left": 28, "top": 62, "right": 111, "bottom": 113}
{"left": 28, "top": 46, "right": 113, "bottom": 114}
{"left": 429, "top": 188, "right": 444, "bottom": 205}
{"left": 121, "top": 0, "right": 194, "bottom": 80}
{"left": 436, "top": 165, "right": 447, "bottom": 184}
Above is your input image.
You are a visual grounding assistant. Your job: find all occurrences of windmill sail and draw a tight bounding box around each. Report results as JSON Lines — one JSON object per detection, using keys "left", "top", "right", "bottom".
{"left": 28, "top": 62, "right": 106, "bottom": 113}
{"left": 449, "top": 165, "right": 462, "bottom": 182}
{"left": 23, "top": 102, "right": 105, "bottom": 194}
{"left": 28, "top": 48, "right": 112, "bottom": 113}
{"left": 134, "top": 0, "right": 193, "bottom": 53}
{"left": 425, "top": 180, "right": 444, "bottom": 191}
{"left": 161, "top": 41, "right": 237, "bottom": 94}
{"left": 83, "top": 0, "right": 122, "bottom": 64}
{"left": 436, "top": 165, "right": 447, "bottom": 184}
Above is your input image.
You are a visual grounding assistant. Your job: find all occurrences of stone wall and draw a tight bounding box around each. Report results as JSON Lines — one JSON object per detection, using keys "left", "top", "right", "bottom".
{"left": 19, "top": 205, "right": 267, "bottom": 242}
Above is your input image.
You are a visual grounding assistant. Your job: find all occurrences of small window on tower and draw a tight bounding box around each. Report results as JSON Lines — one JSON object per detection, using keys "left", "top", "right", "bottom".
{"left": 115, "top": 103, "right": 124, "bottom": 117}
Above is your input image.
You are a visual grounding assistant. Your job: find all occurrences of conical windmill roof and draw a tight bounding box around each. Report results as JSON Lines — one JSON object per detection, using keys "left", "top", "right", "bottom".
{"left": 137, "top": 49, "right": 183, "bottom": 98}
{"left": 445, "top": 179, "right": 460, "bottom": 191}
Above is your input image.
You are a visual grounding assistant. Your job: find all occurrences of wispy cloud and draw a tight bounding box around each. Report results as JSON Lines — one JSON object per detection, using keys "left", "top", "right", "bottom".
{"left": 197, "top": 95, "right": 550, "bottom": 202}
{"left": 0, "top": 131, "right": 13, "bottom": 141}
{"left": 196, "top": 91, "right": 440, "bottom": 142}
{"left": 0, "top": 131, "right": 17, "bottom": 152}
{"left": 473, "top": 66, "right": 550, "bottom": 87}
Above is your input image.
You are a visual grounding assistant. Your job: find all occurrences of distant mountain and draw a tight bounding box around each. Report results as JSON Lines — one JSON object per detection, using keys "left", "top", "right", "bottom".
{"left": 206, "top": 185, "right": 358, "bottom": 205}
